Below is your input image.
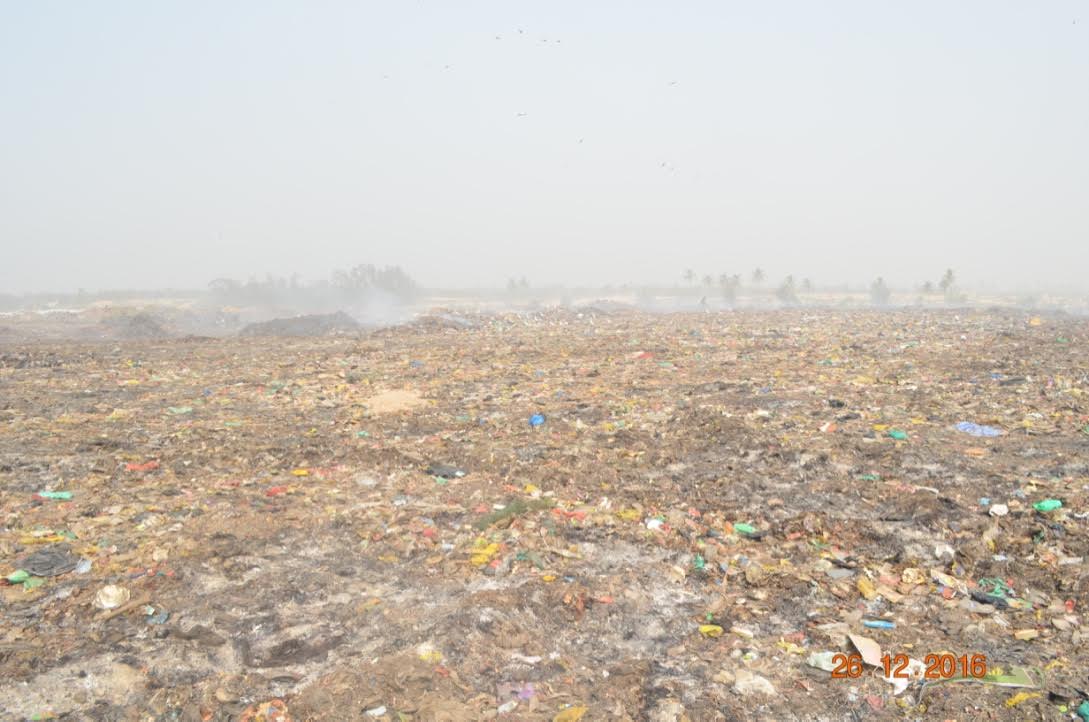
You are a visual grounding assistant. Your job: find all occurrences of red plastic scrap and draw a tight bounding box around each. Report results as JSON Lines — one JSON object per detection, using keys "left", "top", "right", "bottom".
{"left": 125, "top": 460, "right": 160, "bottom": 472}
{"left": 552, "top": 509, "right": 587, "bottom": 522}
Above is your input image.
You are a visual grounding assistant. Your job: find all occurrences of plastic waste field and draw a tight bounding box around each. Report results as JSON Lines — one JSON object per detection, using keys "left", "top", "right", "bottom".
{"left": 0, "top": 308, "right": 1086, "bottom": 720}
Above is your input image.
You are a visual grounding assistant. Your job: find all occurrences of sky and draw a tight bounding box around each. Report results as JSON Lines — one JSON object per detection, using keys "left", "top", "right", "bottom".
{"left": 1, "top": 1, "right": 1087, "bottom": 294}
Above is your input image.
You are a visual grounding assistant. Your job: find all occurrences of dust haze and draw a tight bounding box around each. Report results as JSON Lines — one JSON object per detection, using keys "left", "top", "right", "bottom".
{"left": 1, "top": 2, "right": 1087, "bottom": 305}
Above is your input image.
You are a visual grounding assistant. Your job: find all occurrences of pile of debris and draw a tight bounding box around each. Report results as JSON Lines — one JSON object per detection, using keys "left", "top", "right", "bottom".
{"left": 239, "top": 311, "right": 362, "bottom": 337}
{"left": 0, "top": 309, "right": 1085, "bottom": 720}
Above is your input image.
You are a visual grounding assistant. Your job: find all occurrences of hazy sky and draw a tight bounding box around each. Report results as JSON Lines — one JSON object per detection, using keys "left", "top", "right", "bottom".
{"left": 2, "top": 1, "right": 1087, "bottom": 293}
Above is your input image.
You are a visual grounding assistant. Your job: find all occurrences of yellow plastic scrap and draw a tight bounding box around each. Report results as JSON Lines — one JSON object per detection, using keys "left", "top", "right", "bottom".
{"left": 857, "top": 576, "right": 877, "bottom": 600}
{"left": 19, "top": 534, "right": 67, "bottom": 545}
{"left": 1004, "top": 692, "right": 1041, "bottom": 708}
{"left": 553, "top": 707, "right": 587, "bottom": 722}
{"left": 776, "top": 639, "right": 806, "bottom": 655}
{"left": 698, "top": 624, "right": 724, "bottom": 638}
{"left": 616, "top": 509, "right": 641, "bottom": 522}
{"left": 418, "top": 648, "right": 443, "bottom": 664}
{"left": 470, "top": 540, "right": 500, "bottom": 567}
{"left": 291, "top": 468, "right": 310, "bottom": 476}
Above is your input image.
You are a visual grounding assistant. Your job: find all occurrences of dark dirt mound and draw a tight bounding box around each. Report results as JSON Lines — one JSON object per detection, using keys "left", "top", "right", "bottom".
{"left": 238, "top": 311, "right": 361, "bottom": 337}
{"left": 102, "top": 312, "right": 171, "bottom": 339}
{"left": 412, "top": 312, "right": 477, "bottom": 331}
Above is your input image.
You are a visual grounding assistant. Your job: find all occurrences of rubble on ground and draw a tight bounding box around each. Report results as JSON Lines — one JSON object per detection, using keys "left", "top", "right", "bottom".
{"left": 0, "top": 309, "right": 1086, "bottom": 720}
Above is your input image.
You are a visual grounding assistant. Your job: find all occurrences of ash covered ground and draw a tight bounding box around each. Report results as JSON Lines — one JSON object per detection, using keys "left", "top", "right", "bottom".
{"left": 1, "top": 309, "right": 1086, "bottom": 721}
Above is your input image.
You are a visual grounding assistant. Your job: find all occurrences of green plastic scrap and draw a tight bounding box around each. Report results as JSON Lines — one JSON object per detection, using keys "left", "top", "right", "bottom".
{"left": 473, "top": 498, "right": 555, "bottom": 530}
{"left": 856, "top": 473, "right": 881, "bottom": 481}
{"left": 1076, "top": 700, "right": 1089, "bottom": 722}
{"left": 977, "top": 577, "right": 1013, "bottom": 598}
{"left": 1033, "top": 499, "right": 1062, "bottom": 512}
{"left": 692, "top": 554, "right": 706, "bottom": 570}
{"left": 6, "top": 569, "right": 29, "bottom": 584}
{"left": 924, "top": 665, "right": 1041, "bottom": 692}
{"left": 733, "top": 523, "right": 757, "bottom": 536}
{"left": 36, "top": 490, "right": 73, "bottom": 500}
{"left": 22, "top": 576, "right": 45, "bottom": 591}
{"left": 887, "top": 429, "right": 908, "bottom": 440}
{"left": 167, "top": 406, "right": 194, "bottom": 415}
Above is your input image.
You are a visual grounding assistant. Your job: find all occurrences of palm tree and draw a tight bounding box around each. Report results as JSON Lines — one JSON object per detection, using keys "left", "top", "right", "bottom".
{"left": 752, "top": 268, "right": 765, "bottom": 284}
{"left": 776, "top": 275, "right": 798, "bottom": 305}
{"left": 701, "top": 274, "right": 714, "bottom": 287}
{"left": 939, "top": 269, "right": 955, "bottom": 294}
{"left": 682, "top": 269, "right": 696, "bottom": 286}
{"left": 939, "top": 269, "right": 957, "bottom": 304}
{"left": 720, "top": 273, "right": 740, "bottom": 305}
{"left": 870, "top": 277, "right": 891, "bottom": 306}
{"left": 801, "top": 278, "right": 813, "bottom": 292}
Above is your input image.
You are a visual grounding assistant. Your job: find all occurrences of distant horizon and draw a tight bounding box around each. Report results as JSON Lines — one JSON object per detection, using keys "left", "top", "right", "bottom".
{"left": 3, "top": 272, "right": 1086, "bottom": 299}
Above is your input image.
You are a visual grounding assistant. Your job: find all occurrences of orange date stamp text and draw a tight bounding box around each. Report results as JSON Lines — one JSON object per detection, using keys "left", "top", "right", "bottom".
{"left": 830, "top": 653, "right": 988, "bottom": 679}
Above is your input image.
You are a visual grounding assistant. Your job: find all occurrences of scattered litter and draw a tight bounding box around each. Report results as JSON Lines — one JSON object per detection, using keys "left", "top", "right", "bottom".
{"left": 93, "top": 584, "right": 131, "bottom": 610}
{"left": 733, "top": 669, "right": 777, "bottom": 697}
{"left": 552, "top": 706, "right": 587, "bottom": 722}
{"left": 34, "top": 491, "right": 72, "bottom": 501}
{"left": 238, "top": 699, "right": 291, "bottom": 722}
{"left": 848, "top": 633, "right": 882, "bottom": 667}
{"left": 1004, "top": 691, "right": 1042, "bottom": 708}
{"left": 2, "top": 308, "right": 1084, "bottom": 718}
{"left": 20, "top": 545, "right": 78, "bottom": 577}
{"left": 1033, "top": 499, "right": 1062, "bottom": 512}
{"left": 954, "top": 421, "right": 1004, "bottom": 437}
{"left": 426, "top": 463, "right": 467, "bottom": 478}
{"left": 862, "top": 619, "right": 895, "bottom": 629}
{"left": 807, "top": 652, "right": 838, "bottom": 672}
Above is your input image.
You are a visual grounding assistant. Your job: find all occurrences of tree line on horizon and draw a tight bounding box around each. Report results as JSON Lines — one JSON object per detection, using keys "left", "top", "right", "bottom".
{"left": 676, "top": 267, "right": 961, "bottom": 307}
